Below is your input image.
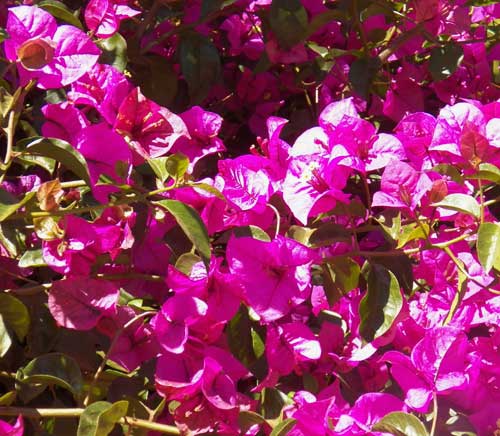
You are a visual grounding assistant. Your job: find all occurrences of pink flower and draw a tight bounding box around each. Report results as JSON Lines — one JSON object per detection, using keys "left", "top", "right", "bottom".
{"left": 97, "top": 306, "right": 157, "bottom": 371}
{"left": 85, "top": 0, "right": 140, "bottom": 38}
{"left": 334, "top": 393, "right": 405, "bottom": 435}
{"left": 152, "top": 295, "right": 208, "bottom": 354}
{"left": 170, "top": 106, "right": 226, "bottom": 170}
{"left": 283, "top": 154, "right": 350, "bottom": 225}
{"left": 0, "top": 416, "right": 23, "bottom": 436}
{"left": 5, "top": 6, "right": 100, "bottom": 88}
{"left": 217, "top": 157, "right": 271, "bottom": 213}
{"left": 41, "top": 102, "right": 89, "bottom": 144}
{"left": 383, "top": 326, "right": 469, "bottom": 412}
{"left": 114, "top": 87, "right": 189, "bottom": 164}
{"left": 69, "top": 64, "right": 133, "bottom": 124}
{"left": 226, "top": 236, "right": 316, "bottom": 322}
{"left": 371, "top": 160, "right": 432, "bottom": 213}
{"left": 259, "top": 322, "right": 321, "bottom": 388}
{"left": 48, "top": 277, "right": 119, "bottom": 330}
{"left": 43, "top": 215, "right": 121, "bottom": 276}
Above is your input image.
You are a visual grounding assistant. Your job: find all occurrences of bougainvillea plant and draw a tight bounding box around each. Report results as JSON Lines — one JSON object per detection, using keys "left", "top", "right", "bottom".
{"left": 0, "top": 0, "right": 499, "bottom": 435}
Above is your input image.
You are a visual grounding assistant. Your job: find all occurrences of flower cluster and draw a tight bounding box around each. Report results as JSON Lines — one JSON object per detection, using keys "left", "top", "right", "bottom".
{"left": 0, "top": 1, "right": 499, "bottom": 435}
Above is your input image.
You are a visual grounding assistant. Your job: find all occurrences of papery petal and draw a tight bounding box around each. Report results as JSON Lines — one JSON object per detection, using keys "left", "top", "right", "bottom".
{"left": 48, "top": 278, "right": 119, "bottom": 330}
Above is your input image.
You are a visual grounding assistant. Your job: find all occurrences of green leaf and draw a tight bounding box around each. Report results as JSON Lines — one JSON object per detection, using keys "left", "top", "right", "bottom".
{"left": 0, "top": 87, "right": 13, "bottom": 124}
{"left": 270, "top": 418, "right": 296, "bottom": 436}
{"left": 238, "top": 411, "right": 267, "bottom": 434}
{"left": 0, "top": 294, "right": 30, "bottom": 340}
{"left": 262, "top": 388, "right": 292, "bottom": 420}
{"left": 477, "top": 222, "right": 500, "bottom": 273}
{"left": 0, "top": 189, "right": 36, "bottom": 222}
{"left": 39, "top": 0, "right": 83, "bottom": 29}
{"left": 148, "top": 157, "right": 170, "bottom": 183}
{"left": 187, "top": 182, "right": 225, "bottom": 200}
{"left": 17, "top": 353, "right": 83, "bottom": 399}
{"left": 429, "top": 42, "right": 464, "bottom": 81}
{"left": 396, "top": 223, "right": 429, "bottom": 249}
{"left": 433, "top": 193, "right": 480, "bottom": 218}
{"left": 179, "top": 32, "right": 221, "bottom": 104}
{"left": 233, "top": 225, "right": 271, "bottom": 241}
{"left": 98, "top": 33, "right": 128, "bottom": 72}
{"left": 227, "top": 306, "right": 257, "bottom": 367}
{"left": 372, "top": 412, "right": 429, "bottom": 436}
{"left": 0, "top": 391, "right": 16, "bottom": 406}
{"left": 251, "top": 328, "right": 265, "bottom": 358}
{"left": 175, "top": 252, "right": 202, "bottom": 275}
{"left": 359, "top": 264, "right": 403, "bottom": 342}
{"left": 24, "top": 137, "right": 91, "bottom": 186}
{"left": 269, "top": 0, "right": 308, "bottom": 49}
{"left": 18, "top": 248, "right": 46, "bottom": 268}
{"left": 15, "top": 154, "right": 56, "bottom": 174}
{"left": 166, "top": 153, "right": 189, "bottom": 181}
{"left": 468, "top": 163, "right": 500, "bottom": 184}
{"left": 155, "top": 199, "right": 211, "bottom": 268}
{"left": 444, "top": 258, "right": 467, "bottom": 325}
{"left": 0, "top": 28, "right": 8, "bottom": 45}
{"left": 322, "top": 257, "right": 360, "bottom": 306}
{"left": 77, "top": 401, "right": 129, "bottom": 436}
{"left": 0, "top": 316, "right": 12, "bottom": 358}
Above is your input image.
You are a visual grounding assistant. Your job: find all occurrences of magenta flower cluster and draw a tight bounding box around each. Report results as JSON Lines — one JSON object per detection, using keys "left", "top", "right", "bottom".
{"left": 0, "top": 0, "right": 499, "bottom": 435}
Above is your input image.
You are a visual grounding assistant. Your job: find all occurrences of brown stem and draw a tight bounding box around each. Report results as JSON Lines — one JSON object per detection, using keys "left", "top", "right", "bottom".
{"left": 0, "top": 407, "right": 180, "bottom": 434}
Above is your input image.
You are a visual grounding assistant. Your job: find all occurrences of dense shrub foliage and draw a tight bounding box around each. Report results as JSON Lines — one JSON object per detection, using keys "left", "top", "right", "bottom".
{"left": 0, "top": 0, "right": 499, "bottom": 435}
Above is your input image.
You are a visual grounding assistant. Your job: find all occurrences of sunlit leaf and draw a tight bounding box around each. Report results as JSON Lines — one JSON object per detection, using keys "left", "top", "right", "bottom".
{"left": 77, "top": 401, "right": 129, "bottom": 436}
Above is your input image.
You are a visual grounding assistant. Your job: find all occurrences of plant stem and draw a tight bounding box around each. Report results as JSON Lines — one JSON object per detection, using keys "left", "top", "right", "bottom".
{"left": 429, "top": 392, "right": 438, "bottom": 436}
{"left": 0, "top": 407, "right": 180, "bottom": 434}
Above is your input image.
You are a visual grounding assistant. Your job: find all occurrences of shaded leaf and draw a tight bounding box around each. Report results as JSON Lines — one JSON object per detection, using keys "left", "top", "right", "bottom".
{"left": 39, "top": 0, "right": 83, "bottom": 29}
{"left": 349, "top": 57, "right": 381, "bottom": 99}
{"left": 155, "top": 199, "right": 211, "bottom": 268}
{"left": 433, "top": 193, "right": 480, "bottom": 218}
{"left": 309, "top": 223, "right": 351, "bottom": 247}
{"left": 269, "top": 0, "right": 308, "bottom": 49}
{"left": 359, "top": 264, "right": 403, "bottom": 342}
{"left": 24, "top": 137, "right": 91, "bottom": 186}
{"left": 201, "top": 0, "right": 238, "bottom": 19}
{"left": 429, "top": 43, "right": 464, "bottom": 81}
{"left": 477, "top": 222, "right": 500, "bottom": 273}
{"left": 180, "top": 32, "right": 221, "bottom": 104}
{"left": 372, "top": 411, "right": 429, "bottom": 436}
{"left": 17, "top": 353, "right": 83, "bottom": 399}
{"left": 77, "top": 401, "right": 128, "bottom": 436}
{"left": 0, "top": 294, "right": 30, "bottom": 340}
